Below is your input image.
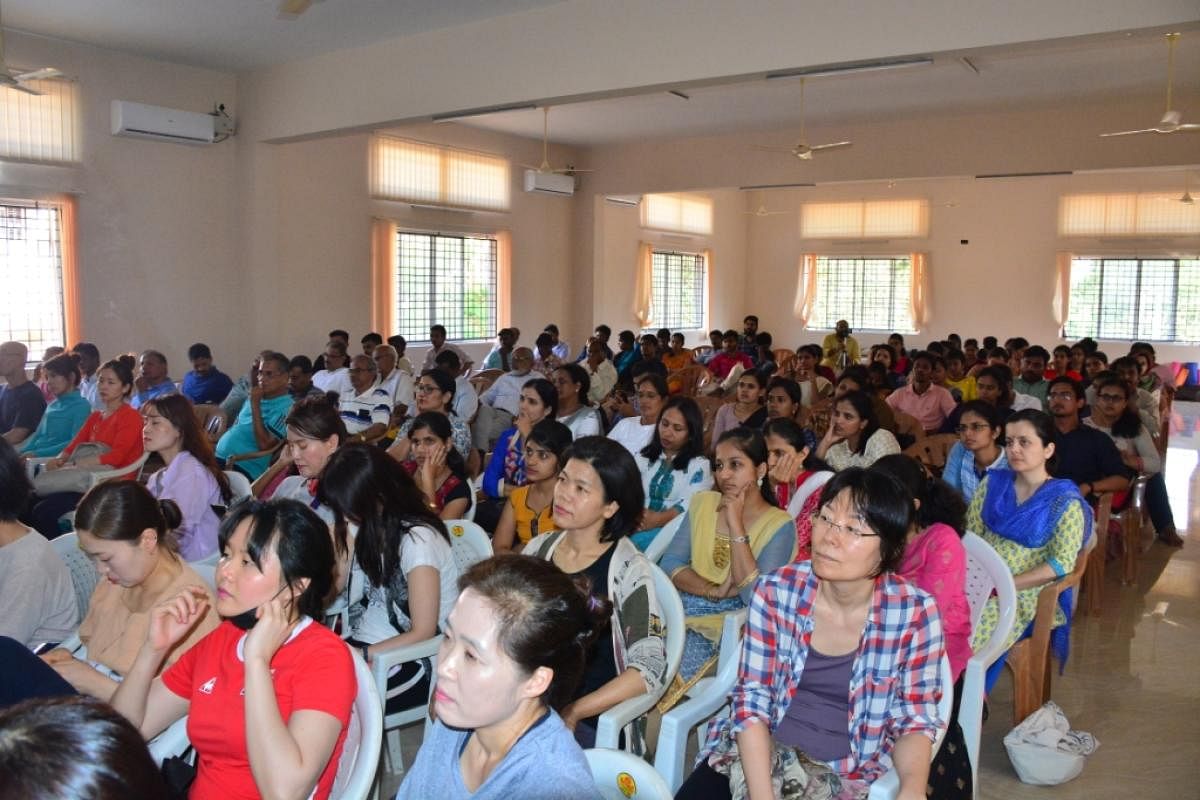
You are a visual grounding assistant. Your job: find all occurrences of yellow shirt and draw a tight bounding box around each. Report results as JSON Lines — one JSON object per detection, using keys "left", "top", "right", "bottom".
{"left": 662, "top": 349, "right": 694, "bottom": 371}
{"left": 945, "top": 375, "right": 978, "bottom": 402}
{"left": 820, "top": 333, "right": 860, "bottom": 367}
{"left": 508, "top": 485, "right": 556, "bottom": 545}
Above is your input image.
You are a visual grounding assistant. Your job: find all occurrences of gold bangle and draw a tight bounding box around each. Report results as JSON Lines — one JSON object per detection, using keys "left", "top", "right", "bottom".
{"left": 736, "top": 570, "right": 760, "bottom": 591}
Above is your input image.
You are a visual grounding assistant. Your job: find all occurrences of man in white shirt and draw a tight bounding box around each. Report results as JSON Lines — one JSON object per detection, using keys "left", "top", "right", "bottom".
{"left": 312, "top": 339, "right": 353, "bottom": 397}
{"left": 584, "top": 338, "right": 618, "bottom": 405}
{"left": 434, "top": 349, "right": 479, "bottom": 422}
{"left": 71, "top": 342, "right": 103, "bottom": 411}
{"left": 420, "top": 324, "right": 473, "bottom": 373}
{"left": 339, "top": 355, "right": 392, "bottom": 441}
{"left": 372, "top": 344, "right": 414, "bottom": 412}
{"left": 473, "top": 347, "right": 543, "bottom": 451}
{"left": 543, "top": 323, "right": 570, "bottom": 361}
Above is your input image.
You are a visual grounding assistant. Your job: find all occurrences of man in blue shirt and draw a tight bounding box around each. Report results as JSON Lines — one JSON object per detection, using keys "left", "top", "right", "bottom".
{"left": 216, "top": 351, "right": 294, "bottom": 479}
{"left": 131, "top": 350, "right": 177, "bottom": 409}
{"left": 181, "top": 342, "right": 234, "bottom": 406}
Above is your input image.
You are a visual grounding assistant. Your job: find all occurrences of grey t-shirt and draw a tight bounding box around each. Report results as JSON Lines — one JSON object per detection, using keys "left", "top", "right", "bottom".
{"left": 773, "top": 647, "right": 856, "bottom": 762}
{"left": 0, "top": 529, "right": 79, "bottom": 647}
{"left": 397, "top": 712, "right": 599, "bottom": 800}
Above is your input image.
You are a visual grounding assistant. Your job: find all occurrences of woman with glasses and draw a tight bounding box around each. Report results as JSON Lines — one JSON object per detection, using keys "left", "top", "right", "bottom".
{"left": 676, "top": 467, "right": 946, "bottom": 800}
{"left": 967, "top": 410, "right": 1091, "bottom": 687}
{"left": 659, "top": 427, "right": 796, "bottom": 703}
{"left": 943, "top": 400, "right": 1007, "bottom": 503}
{"left": 387, "top": 369, "right": 472, "bottom": 462}
{"left": 1086, "top": 374, "right": 1181, "bottom": 546}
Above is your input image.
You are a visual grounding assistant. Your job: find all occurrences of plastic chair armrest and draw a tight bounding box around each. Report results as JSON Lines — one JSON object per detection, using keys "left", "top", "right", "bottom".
{"left": 594, "top": 688, "right": 658, "bottom": 750}
{"left": 370, "top": 635, "right": 443, "bottom": 689}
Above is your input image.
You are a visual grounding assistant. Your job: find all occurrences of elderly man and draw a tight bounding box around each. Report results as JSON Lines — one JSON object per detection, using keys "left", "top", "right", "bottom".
{"left": 312, "top": 339, "right": 353, "bottom": 397}
{"left": 131, "top": 350, "right": 177, "bottom": 409}
{"left": 215, "top": 352, "right": 294, "bottom": 479}
{"left": 339, "top": 355, "right": 392, "bottom": 442}
{"left": 821, "top": 319, "right": 861, "bottom": 369}
{"left": 473, "top": 347, "right": 543, "bottom": 451}
{"left": 0, "top": 341, "right": 45, "bottom": 444}
{"left": 372, "top": 344, "right": 414, "bottom": 412}
{"left": 584, "top": 337, "right": 618, "bottom": 404}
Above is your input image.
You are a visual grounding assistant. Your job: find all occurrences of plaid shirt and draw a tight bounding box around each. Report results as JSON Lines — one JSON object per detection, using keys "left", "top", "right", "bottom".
{"left": 699, "top": 562, "right": 946, "bottom": 782}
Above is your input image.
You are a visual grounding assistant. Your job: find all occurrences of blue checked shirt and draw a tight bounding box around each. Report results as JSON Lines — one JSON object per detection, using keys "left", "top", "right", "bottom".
{"left": 699, "top": 562, "right": 946, "bottom": 782}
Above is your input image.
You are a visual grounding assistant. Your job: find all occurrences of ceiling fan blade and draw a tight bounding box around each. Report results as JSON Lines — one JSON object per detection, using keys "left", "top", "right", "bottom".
{"left": 1176, "top": 123, "right": 1200, "bottom": 132}
{"left": 1099, "top": 128, "right": 1159, "bottom": 138}
{"left": 751, "top": 145, "right": 799, "bottom": 153}
{"left": 808, "top": 141, "right": 853, "bottom": 152}
{"left": 13, "top": 67, "right": 61, "bottom": 81}
{"left": 552, "top": 167, "right": 594, "bottom": 174}
{"left": 277, "top": 0, "right": 314, "bottom": 19}
{"left": 4, "top": 82, "right": 42, "bottom": 96}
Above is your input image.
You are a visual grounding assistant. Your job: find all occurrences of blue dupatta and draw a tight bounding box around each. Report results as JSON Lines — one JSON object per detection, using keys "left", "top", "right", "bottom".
{"left": 981, "top": 469, "right": 1093, "bottom": 688}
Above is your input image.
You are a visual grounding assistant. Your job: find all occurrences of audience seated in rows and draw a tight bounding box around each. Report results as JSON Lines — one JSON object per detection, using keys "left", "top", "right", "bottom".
{"left": 473, "top": 347, "right": 542, "bottom": 452}
{"left": 493, "top": 419, "right": 571, "bottom": 553}
{"left": 17, "top": 353, "right": 91, "bottom": 457}
{"left": 629, "top": 396, "right": 713, "bottom": 551}
{"left": 402, "top": 412, "right": 472, "bottom": 520}
{"left": 215, "top": 351, "right": 293, "bottom": 480}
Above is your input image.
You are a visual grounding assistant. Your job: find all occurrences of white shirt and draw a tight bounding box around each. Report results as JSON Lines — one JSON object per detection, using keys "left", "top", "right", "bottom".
{"left": 312, "top": 367, "right": 353, "bottom": 398}
{"left": 1011, "top": 392, "right": 1042, "bottom": 412}
{"left": 453, "top": 376, "right": 479, "bottom": 421}
{"left": 339, "top": 383, "right": 393, "bottom": 434}
{"left": 351, "top": 525, "right": 460, "bottom": 644}
{"left": 607, "top": 417, "right": 656, "bottom": 457}
{"left": 481, "top": 370, "right": 544, "bottom": 416}
{"left": 421, "top": 342, "right": 472, "bottom": 372}
{"left": 379, "top": 369, "right": 414, "bottom": 409}
{"left": 79, "top": 373, "right": 103, "bottom": 411}
{"left": 558, "top": 406, "right": 602, "bottom": 440}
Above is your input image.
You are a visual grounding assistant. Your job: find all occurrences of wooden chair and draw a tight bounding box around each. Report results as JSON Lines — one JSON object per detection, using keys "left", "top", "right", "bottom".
{"left": 669, "top": 364, "right": 712, "bottom": 397}
{"left": 772, "top": 348, "right": 797, "bottom": 376}
{"left": 902, "top": 433, "right": 957, "bottom": 476}
{"left": 692, "top": 345, "right": 713, "bottom": 362}
{"left": 892, "top": 410, "right": 925, "bottom": 443}
{"left": 1006, "top": 533, "right": 1095, "bottom": 724}
{"left": 696, "top": 395, "right": 726, "bottom": 453}
{"left": 1083, "top": 493, "right": 1113, "bottom": 616}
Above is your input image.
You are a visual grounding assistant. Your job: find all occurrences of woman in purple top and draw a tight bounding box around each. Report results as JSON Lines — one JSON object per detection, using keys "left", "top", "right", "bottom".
{"left": 140, "top": 395, "right": 231, "bottom": 561}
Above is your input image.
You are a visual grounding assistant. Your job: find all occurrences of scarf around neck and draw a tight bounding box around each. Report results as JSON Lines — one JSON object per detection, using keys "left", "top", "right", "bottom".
{"left": 981, "top": 468, "right": 1091, "bottom": 549}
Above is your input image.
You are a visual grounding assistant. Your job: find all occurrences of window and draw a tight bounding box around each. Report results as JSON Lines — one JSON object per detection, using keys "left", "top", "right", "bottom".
{"left": 393, "top": 231, "right": 497, "bottom": 342}
{"left": 807, "top": 256, "right": 914, "bottom": 332}
{"left": 1064, "top": 257, "right": 1200, "bottom": 342}
{"left": 0, "top": 203, "right": 66, "bottom": 355}
{"left": 801, "top": 199, "right": 929, "bottom": 239}
{"left": 641, "top": 193, "right": 713, "bottom": 235}
{"left": 370, "top": 135, "right": 510, "bottom": 212}
{"left": 1059, "top": 193, "right": 1200, "bottom": 237}
{"left": 643, "top": 250, "right": 707, "bottom": 331}
{"left": 0, "top": 79, "right": 80, "bottom": 164}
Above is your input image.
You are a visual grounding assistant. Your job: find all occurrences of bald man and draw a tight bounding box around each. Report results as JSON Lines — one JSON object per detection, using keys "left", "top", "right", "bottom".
{"left": 0, "top": 341, "right": 46, "bottom": 444}
{"left": 473, "top": 347, "right": 544, "bottom": 451}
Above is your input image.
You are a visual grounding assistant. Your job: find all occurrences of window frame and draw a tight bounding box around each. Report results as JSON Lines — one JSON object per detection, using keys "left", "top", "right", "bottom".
{"left": 806, "top": 254, "right": 916, "bottom": 334}
{"left": 1063, "top": 254, "right": 1200, "bottom": 344}
{"left": 641, "top": 247, "right": 708, "bottom": 333}
{"left": 0, "top": 199, "right": 72, "bottom": 356}
{"left": 392, "top": 228, "right": 500, "bottom": 345}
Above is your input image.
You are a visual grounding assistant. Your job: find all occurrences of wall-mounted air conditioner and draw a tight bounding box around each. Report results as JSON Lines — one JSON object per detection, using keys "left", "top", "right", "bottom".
{"left": 111, "top": 101, "right": 234, "bottom": 145}
{"left": 523, "top": 169, "right": 575, "bottom": 197}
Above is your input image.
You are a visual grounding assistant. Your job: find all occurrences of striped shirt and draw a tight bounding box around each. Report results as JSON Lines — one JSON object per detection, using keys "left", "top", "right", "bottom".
{"left": 699, "top": 562, "right": 946, "bottom": 782}
{"left": 338, "top": 385, "right": 392, "bottom": 434}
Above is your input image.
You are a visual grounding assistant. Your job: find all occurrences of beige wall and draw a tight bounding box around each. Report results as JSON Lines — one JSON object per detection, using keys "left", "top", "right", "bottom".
{"left": 240, "top": 122, "right": 580, "bottom": 366}
{"left": 2, "top": 32, "right": 240, "bottom": 375}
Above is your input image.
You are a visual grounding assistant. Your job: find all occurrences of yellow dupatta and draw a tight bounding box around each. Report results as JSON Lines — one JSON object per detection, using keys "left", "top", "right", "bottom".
{"left": 687, "top": 491, "right": 795, "bottom": 584}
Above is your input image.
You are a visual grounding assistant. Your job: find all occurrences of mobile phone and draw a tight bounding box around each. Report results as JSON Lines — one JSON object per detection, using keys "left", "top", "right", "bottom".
{"left": 32, "top": 641, "right": 58, "bottom": 655}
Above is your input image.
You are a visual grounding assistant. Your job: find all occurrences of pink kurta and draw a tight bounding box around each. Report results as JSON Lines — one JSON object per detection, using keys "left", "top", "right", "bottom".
{"left": 898, "top": 522, "right": 972, "bottom": 681}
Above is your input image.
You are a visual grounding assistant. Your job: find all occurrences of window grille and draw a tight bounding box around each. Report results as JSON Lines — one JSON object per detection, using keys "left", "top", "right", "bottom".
{"left": 394, "top": 231, "right": 497, "bottom": 342}
{"left": 1065, "top": 257, "right": 1200, "bottom": 342}
{"left": 808, "top": 256, "right": 914, "bottom": 332}
{"left": 644, "top": 250, "right": 706, "bottom": 331}
{"left": 0, "top": 203, "right": 65, "bottom": 356}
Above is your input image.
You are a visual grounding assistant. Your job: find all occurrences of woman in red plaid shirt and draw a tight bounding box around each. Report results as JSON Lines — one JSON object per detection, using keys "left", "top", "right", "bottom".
{"left": 677, "top": 468, "right": 946, "bottom": 800}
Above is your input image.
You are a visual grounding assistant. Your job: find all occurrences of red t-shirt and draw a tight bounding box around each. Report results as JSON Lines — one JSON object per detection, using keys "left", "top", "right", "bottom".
{"left": 161, "top": 619, "right": 356, "bottom": 800}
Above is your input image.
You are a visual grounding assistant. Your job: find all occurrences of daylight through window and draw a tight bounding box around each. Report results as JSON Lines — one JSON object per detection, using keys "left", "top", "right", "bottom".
{"left": 1064, "top": 256, "right": 1200, "bottom": 343}
{"left": 808, "top": 256, "right": 914, "bottom": 332}
{"left": 394, "top": 231, "right": 498, "bottom": 342}
{"left": 645, "top": 250, "right": 707, "bottom": 331}
{"left": 0, "top": 203, "right": 66, "bottom": 357}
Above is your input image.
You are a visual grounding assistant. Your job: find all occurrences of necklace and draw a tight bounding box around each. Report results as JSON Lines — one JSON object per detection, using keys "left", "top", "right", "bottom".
{"left": 712, "top": 533, "right": 731, "bottom": 569}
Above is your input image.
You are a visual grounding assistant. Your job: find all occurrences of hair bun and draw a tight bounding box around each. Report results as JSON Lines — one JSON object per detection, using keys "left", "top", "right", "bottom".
{"left": 157, "top": 498, "right": 183, "bottom": 531}
{"left": 323, "top": 390, "right": 340, "bottom": 405}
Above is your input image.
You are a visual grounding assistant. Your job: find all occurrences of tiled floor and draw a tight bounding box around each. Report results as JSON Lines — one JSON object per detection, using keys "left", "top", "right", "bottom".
{"left": 384, "top": 403, "right": 1200, "bottom": 798}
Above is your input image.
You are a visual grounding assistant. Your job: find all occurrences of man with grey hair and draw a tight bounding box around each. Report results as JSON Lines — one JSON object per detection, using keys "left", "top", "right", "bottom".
{"left": 372, "top": 344, "right": 414, "bottom": 413}
{"left": 472, "top": 347, "right": 543, "bottom": 451}
{"left": 0, "top": 341, "right": 45, "bottom": 444}
{"left": 339, "top": 355, "right": 391, "bottom": 442}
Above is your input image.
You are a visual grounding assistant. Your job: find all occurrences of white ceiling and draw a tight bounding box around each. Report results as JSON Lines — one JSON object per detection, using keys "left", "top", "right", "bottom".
{"left": 1, "top": 0, "right": 568, "bottom": 71}
{"left": 456, "top": 30, "right": 1200, "bottom": 146}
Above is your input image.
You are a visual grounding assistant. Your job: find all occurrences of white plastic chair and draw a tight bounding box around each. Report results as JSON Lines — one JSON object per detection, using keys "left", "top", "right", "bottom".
{"left": 960, "top": 532, "right": 1018, "bottom": 792}
{"left": 372, "top": 519, "right": 491, "bottom": 777}
{"left": 786, "top": 470, "right": 833, "bottom": 519}
{"left": 443, "top": 518, "right": 493, "bottom": 574}
{"left": 594, "top": 563, "right": 686, "bottom": 750}
{"left": 224, "top": 470, "right": 253, "bottom": 504}
{"left": 654, "top": 610, "right": 745, "bottom": 792}
{"left": 330, "top": 650, "right": 384, "bottom": 800}
{"left": 585, "top": 747, "right": 674, "bottom": 799}
{"left": 464, "top": 476, "right": 479, "bottom": 522}
{"left": 642, "top": 513, "right": 686, "bottom": 565}
{"left": 50, "top": 532, "right": 97, "bottom": 622}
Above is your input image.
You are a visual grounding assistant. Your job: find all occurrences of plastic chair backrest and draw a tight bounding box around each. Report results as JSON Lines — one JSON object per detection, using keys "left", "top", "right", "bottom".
{"left": 444, "top": 519, "right": 493, "bottom": 574}
{"left": 962, "top": 532, "right": 1018, "bottom": 666}
{"left": 50, "top": 533, "right": 97, "bottom": 622}
{"left": 651, "top": 562, "right": 686, "bottom": 693}
{"left": 464, "top": 476, "right": 479, "bottom": 522}
{"left": 329, "top": 650, "right": 383, "bottom": 800}
{"left": 585, "top": 748, "right": 674, "bottom": 800}
{"left": 224, "top": 470, "right": 253, "bottom": 503}
{"left": 786, "top": 471, "right": 833, "bottom": 519}
{"left": 643, "top": 512, "right": 686, "bottom": 564}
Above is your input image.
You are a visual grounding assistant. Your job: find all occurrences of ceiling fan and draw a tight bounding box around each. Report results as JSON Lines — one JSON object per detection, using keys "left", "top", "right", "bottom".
{"left": 520, "top": 107, "right": 593, "bottom": 174}
{"left": 753, "top": 78, "right": 852, "bottom": 160}
{"left": 1101, "top": 32, "right": 1199, "bottom": 138}
{"left": 277, "top": 0, "right": 322, "bottom": 20}
{"left": 0, "top": 1, "right": 63, "bottom": 95}
{"left": 744, "top": 205, "right": 788, "bottom": 217}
